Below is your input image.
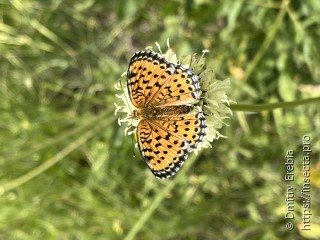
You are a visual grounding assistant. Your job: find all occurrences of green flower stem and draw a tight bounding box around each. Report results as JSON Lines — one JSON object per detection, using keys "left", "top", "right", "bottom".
{"left": 229, "top": 97, "right": 320, "bottom": 112}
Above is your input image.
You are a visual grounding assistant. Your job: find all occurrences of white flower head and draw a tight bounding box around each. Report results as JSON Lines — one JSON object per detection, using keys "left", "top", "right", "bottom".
{"left": 115, "top": 42, "right": 233, "bottom": 154}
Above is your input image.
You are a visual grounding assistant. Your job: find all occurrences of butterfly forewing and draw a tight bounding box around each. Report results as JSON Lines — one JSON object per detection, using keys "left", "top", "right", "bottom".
{"left": 152, "top": 65, "right": 202, "bottom": 106}
{"left": 127, "top": 51, "right": 175, "bottom": 108}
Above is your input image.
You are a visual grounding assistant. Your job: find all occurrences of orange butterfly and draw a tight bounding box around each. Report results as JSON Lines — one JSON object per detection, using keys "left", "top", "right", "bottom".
{"left": 127, "top": 51, "right": 206, "bottom": 178}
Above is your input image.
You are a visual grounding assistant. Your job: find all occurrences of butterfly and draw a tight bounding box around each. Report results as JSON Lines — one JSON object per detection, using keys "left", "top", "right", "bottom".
{"left": 126, "top": 50, "right": 206, "bottom": 179}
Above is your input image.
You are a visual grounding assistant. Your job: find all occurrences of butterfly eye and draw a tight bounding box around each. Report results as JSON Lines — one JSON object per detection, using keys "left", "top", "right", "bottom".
{"left": 131, "top": 110, "right": 138, "bottom": 119}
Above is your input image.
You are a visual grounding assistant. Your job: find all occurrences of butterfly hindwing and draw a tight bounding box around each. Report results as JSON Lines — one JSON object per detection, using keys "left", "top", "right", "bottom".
{"left": 152, "top": 111, "right": 206, "bottom": 150}
{"left": 137, "top": 119, "right": 189, "bottom": 179}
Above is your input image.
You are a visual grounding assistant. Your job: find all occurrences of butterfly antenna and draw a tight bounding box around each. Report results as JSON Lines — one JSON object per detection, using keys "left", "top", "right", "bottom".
{"left": 189, "top": 54, "right": 194, "bottom": 71}
{"left": 131, "top": 132, "right": 136, "bottom": 158}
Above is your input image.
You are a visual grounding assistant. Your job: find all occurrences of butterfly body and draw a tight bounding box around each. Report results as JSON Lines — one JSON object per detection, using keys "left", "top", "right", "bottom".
{"left": 127, "top": 51, "right": 206, "bottom": 178}
{"left": 133, "top": 105, "right": 194, "bottom": 120}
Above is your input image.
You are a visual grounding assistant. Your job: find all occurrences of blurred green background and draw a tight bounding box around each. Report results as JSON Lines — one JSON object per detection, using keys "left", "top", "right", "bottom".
{"left": 0, "top": 0, "right": 319, "bottom": 239}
